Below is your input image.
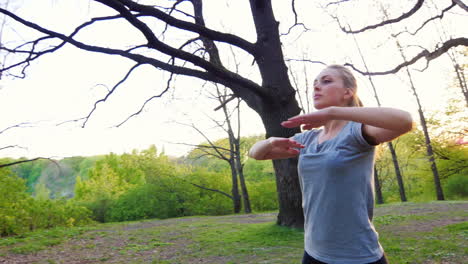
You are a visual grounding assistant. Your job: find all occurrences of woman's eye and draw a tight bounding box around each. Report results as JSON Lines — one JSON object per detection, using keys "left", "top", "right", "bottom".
{"left": 323, "top": 79, "right": 331, "bottom": 83}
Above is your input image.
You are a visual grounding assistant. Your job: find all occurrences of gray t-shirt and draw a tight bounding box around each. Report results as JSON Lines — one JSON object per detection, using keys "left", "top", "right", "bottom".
{"left": 293, "top": 121, "right": 384, "bottom": 264}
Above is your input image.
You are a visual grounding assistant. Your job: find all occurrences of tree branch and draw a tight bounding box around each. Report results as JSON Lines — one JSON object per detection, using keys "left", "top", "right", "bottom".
{"left": 0, "top": 157, "right": 57, "bottom": 169}
{"left": 339, "top": 0, "right": 425, "bottom": 34}
{"left": 344, "top": 37, "right": 468, "bottom": 75}
{"left": 0, "top": 122, "right": 33, "bottom": 135}
{"left": 393, "top": 2, "right": 456, "bottom": 37}
{"left": 285, "top": 58, "right": 327, "bottom": 66}
{"left": 281, "top": 0, "right": 310, "bottom": 36}
{"left": 174, "top": 122, "right": 230, "bottom": 161}
{"left": 115, "top": 70, "right": 175, "bottom": 127}
{"left": 325, "top": 0, "right": 352, "bottom": 7}
{"left": 97, "top": 0, "right": 257, "bottom": 55}
{"left": 0, "top": 145, "right": 26, "bottom": 151}
{"left": 453, "top": 0, "right": 468, "bottom": 12}
{"left": 82, "top": 63, "right": 142, "bottom": 127}
{"left": 0, "top": 7, "right": 269, "bottom": 97}
{"left": 176, "top": 177, "right": 233, "bottom": 199}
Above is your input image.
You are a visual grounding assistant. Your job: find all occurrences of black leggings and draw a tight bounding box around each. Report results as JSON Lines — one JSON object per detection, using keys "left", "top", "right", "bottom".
{"left": 302, "top": 251, "right": 389, "bottom": 264}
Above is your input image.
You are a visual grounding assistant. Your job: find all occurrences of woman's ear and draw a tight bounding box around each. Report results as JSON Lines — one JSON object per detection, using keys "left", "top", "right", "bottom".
{"left": 344, "top": 88, "right": 354, "bottom": 100}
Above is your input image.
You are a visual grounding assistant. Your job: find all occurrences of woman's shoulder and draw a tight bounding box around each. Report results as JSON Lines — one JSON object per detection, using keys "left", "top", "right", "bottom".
{"left": 343, "top": 121, "right": 376, "bottom": 149}
{"left": 292, "top": 128, "right": 320, "bottom": 145}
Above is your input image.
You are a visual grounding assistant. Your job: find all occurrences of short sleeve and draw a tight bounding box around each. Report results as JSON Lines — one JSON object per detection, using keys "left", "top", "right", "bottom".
{"left": 292, "top": 129, "right": 318, "bottom": 154}
{"left": 349, "top": 122, "right": 375, "bottom": 151}
{"left": 292, "top": 131, "right": 305, "bottom": 145}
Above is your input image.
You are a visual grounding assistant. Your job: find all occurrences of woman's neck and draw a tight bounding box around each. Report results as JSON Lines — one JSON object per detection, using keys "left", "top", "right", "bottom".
{"left": 322, "top": 119, "right": 347, "bottom": 135}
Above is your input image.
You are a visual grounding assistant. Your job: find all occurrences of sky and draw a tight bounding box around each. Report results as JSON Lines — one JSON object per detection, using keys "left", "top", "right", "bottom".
{"left": 0, "top": 0, "right": 466, "bottom": 159}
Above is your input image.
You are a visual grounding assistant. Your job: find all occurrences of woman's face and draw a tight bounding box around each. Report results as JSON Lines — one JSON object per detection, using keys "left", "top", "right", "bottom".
{"left": 313, "top": 68, "right": 352, "bottom": 109}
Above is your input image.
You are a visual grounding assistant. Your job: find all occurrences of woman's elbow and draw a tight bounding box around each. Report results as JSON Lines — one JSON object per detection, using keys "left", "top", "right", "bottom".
{"left": 248, "top": 149, "right": 263, "bottom": 160}
{"left": 403, "top": 112, "right": 414, "bottom": 134}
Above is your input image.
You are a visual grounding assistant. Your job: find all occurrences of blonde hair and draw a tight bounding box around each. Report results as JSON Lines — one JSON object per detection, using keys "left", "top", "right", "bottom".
{"left": 326, "top": 64, "right": 363, "bottom": 107}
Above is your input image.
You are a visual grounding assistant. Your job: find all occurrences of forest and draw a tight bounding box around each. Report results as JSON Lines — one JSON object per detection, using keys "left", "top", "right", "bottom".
{"left": 1, "top": 103, "right": 467, "bottom": 236}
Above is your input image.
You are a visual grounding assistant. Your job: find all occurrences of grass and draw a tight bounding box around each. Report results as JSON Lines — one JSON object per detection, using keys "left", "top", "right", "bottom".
{"left": 0, "top": 201, "right": 466, "bottom": 263}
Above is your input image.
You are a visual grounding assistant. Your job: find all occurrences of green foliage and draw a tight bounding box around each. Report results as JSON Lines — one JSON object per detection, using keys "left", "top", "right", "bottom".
{"left": 445, "top": 174, "right": 468, "bottom": 199}
{"left": 0, "top": 168, "right": 33, "bottom": 236}
{"left": 185, "top": 168, "right": 233, "bottom": 215}
{"left": 0, "top": 168, "right": 92, "bottom": 237}
{"left": 247, "top": 180, "right": 278, "bottom": 211}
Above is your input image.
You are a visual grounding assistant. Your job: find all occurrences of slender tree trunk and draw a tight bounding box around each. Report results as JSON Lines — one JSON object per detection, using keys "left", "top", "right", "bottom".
{"left": 374, "top": 167, "right": 384, "bottom": 204}
{"left": 237, "top": 158, "right": 252, "bottom": 213}
{"left": 435, "top": 21, "right": 467, "bottom": 107}
{"left": 229, "top": 159, "right": 242, "bottom": 213}
{"left": 388, "top": 142, "right": 407, "bottom": 201}
{"left": 416, "top": 108, "right": 445, "bottom": 200}
{"left": 351, "top": 34, "right": 406, "bottom": 202}
{"left": 395, "top": 41, "right": 445, "bottom": 201}
{"left": 454, "top": 63, "right": 467, "bottom": 107}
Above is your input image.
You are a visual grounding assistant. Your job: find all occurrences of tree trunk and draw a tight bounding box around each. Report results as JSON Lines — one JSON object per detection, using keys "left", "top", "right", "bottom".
{"left": 394, "top": 38, "right": 445, "bottom": 201}
{"left": 259, "top": 103, "right": 303, "bottom": 227}
{"left": 374, "top": 167, "right": 384, "bottom": 204}
{"left": 388, "top": 142, "right": 407, "bottom": 202}
{"left": 248, "top": 0, "right": 304, "bottom": 227}
{"left": 454, "top": 64, "right": 468, "bottom": 107}
{"left": 417, "top": 109, "right": 445, "bottom": 200}
{"left": 237, "top": 161, "right": 252, "bottom": 213}
{"left": 351, "top": 33, "right": 406, "bottom": 203}
{"left": 403, "top": 64, "right": 445, "bottom": 201}
{"left": 229, "top": 159, "right": 242, "bottom": 213}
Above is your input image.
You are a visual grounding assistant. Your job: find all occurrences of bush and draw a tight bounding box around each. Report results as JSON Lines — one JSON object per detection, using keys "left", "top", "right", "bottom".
{"left": 445, "top": 174, "right": 468, "bottom": 199}
{"left": 0, "top": 170, "right": 92, "bottom": 237}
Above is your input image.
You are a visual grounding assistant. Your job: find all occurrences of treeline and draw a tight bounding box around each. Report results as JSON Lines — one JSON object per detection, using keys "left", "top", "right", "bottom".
{"left": 0, "top": 140, "right": 278, "bottom": 236}
{"left": 1, "top": 119, "right": 467, "bottom": 237}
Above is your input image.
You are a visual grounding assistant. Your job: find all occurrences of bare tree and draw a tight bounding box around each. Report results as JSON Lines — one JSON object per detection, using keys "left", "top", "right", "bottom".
{"left": 1, "top": 0, "right": 465, "bottom": 226}
{"left": 350, "top": 34, "right": 407, "bottom": 202}
{"left": 392, "top": 29, "right": 445, "bottom": 201}
{"left": 213, "top": 87, "right": 252, "bottom": 213}
{"left": 182, "top": 85, "right": 252, "bottom": 213}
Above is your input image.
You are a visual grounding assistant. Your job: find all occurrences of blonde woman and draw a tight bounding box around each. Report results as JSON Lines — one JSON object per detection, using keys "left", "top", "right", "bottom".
{"left": 249, "top": 65, "right": 413, "bottom": 264}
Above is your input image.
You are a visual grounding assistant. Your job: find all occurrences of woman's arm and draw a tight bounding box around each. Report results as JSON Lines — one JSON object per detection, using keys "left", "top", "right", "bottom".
{"left": 248, "top": 137, "right": 304, "bottom": 160}
{"left": 282, "top": 106, "right": 414, "bottom": 144}
{"left": 329, "top": 107, "right": 414, "bottom": 144}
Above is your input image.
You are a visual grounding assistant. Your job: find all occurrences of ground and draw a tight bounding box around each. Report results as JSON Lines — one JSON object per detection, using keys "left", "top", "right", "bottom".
{"left": 0, "top": 201, "right": 466, "bottom": 264}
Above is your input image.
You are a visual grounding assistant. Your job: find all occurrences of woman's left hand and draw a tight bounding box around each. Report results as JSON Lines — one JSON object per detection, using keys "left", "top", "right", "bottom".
{"left": 281, "top": 108, "right": 331, "bottom": 130}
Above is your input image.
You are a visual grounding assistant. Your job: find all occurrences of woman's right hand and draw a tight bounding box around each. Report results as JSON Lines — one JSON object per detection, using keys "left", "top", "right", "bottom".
{"left": 249, "top": 137, "right": 304, "bottom": 160}
{"left": 268, "top": 137, "right": 305, "bottom": 157}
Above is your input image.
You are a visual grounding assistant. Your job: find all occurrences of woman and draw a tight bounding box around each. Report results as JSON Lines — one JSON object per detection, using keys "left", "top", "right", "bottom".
{"left": 248, "top": 65, "right": 413, "bottom": 264}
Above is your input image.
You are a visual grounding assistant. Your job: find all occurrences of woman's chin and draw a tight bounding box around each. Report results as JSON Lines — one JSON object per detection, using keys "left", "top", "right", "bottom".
{"left": 313, "top": 103, "right": 327, "bottom": 110}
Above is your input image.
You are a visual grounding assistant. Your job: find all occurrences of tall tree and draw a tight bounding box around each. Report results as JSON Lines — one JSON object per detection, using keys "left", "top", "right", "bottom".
{"left": 350, "top": 34, "right": 407, "bottom": 202}
{"left": 392, "top": 29, "right": 445, "bottom": 201}
{"left": 1, "top": 0, "right": 466, "bottom": 226}
{"left": 181, "top": 85, "right": 252, "bottom": 213}
{"left": 213, "top": 87, "right": 252, "bottom": 213}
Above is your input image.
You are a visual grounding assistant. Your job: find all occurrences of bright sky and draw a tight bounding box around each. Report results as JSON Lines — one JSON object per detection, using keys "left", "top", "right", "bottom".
{"left": 0, "top": 0, "right": 466, "bottom": 159}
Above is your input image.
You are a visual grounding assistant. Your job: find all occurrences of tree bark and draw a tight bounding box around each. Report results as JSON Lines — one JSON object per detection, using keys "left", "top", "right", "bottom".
{"left": 237, "top": 159, "right": 252, "bottom": 213}
{"left": 351, "top": 34, "right": 405, "bottom": 203}
{"left": 247, "top": 0, "right": 304, "bottom": 227}
{"left": 454, "top": 64, "right": 468, "bottom": 107}
{"left": 374, "top": 167, "right": 384, "bottom": 204}
{"left": 417, "top": 108, "right": 445, "bottom": 200}
{"left": 397, "top": 43, "right": 445, "bottom": 200}
{"left": 388, "top": 142, "right": 407, "bottom": 202}
{"left": 229, "top": 159, "right": 242, "bottom": 213}
{"left": 259, "top": 103, "right": 303, "bottom": 227}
